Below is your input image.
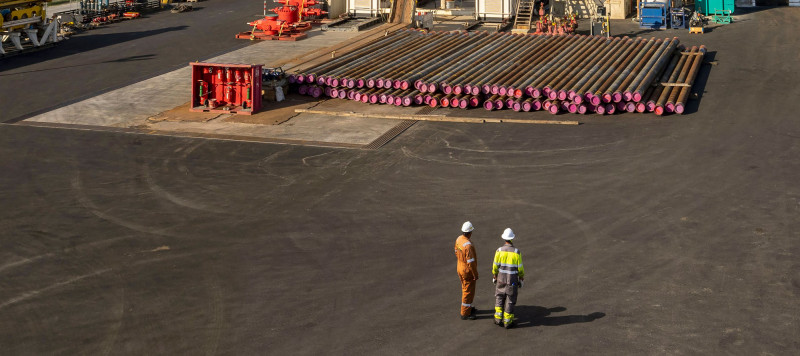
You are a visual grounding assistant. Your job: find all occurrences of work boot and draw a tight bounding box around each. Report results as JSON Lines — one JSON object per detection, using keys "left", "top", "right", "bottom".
{"left": 460, "top": 314, "right": 477, "bottom": 320}
{"left": 504, "top": 321, "right": 515, "bottom": 329}
{"left": 494, "top": 319, "right": 503, "bottom": 326}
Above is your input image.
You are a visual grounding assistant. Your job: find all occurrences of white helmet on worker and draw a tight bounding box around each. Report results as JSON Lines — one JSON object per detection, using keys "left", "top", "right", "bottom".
{"left": 461, "top": 221, "right": 474, "bottom": 233}
{"left": 501, "top": 228, "right": 515, "bottom": 240}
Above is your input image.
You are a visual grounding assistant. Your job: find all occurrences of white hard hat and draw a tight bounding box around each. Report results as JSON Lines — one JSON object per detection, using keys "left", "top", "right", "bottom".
{"left": 461, "top": 221, "right": 474, "bottom": 233}
{"left": 501, "top": 228, "right": 515, "bottom": 240}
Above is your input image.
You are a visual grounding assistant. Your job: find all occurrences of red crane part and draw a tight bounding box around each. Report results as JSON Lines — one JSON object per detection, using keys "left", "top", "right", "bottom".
{"left": 190, "top": 62, "right": 263, "bottom": 115}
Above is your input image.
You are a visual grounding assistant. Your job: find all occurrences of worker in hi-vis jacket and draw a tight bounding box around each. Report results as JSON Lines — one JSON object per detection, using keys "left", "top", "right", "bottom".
{"left": 454, "top": 221, "right": 479, "bottom": 320}
{"left": 492, "top": 228, "right": 525, "bottom": 328}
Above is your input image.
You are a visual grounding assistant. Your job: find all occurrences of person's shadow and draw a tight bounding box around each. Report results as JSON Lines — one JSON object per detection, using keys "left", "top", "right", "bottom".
{"left": 512, "top": 306, "right": 605, "bottom": 328}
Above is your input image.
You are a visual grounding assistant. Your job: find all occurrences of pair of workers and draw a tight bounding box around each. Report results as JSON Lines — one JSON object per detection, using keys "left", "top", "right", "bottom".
{"left": 454, "top": 221, "right": 524, "bottom": 328}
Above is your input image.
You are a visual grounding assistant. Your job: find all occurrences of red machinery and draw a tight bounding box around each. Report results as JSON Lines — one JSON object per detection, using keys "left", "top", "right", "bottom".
{"left": 236, "top": 0, "right": 327, "bottom": 40}
{"left": 190, "top": 62, "right": 263, "bottom": 115}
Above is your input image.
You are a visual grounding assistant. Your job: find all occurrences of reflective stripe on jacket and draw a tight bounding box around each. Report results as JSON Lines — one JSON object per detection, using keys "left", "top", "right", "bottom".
{"left": 491, "top": 244, "right": 524, "bottom": 284}
{"left": 455, "top": 235, "right": 478, "bottom": 280}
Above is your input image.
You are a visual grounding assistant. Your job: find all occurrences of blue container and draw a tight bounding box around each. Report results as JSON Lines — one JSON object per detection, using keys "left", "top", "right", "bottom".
{"left": 640, "top": 2, "right": 667, "bottom": 30}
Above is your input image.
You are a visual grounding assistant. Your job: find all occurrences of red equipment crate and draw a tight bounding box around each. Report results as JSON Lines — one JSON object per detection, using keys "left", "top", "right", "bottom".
{"left": 190, "top": 62, "right": 262, "bottom": 115}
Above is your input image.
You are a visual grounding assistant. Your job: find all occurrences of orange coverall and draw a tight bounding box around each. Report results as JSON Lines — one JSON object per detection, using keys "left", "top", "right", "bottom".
{"left": 454, "top": 234, "right": 479, "bottom": 316}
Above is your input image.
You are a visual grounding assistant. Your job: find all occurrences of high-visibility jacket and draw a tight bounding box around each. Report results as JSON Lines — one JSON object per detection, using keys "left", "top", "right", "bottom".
{"left": 492, "top": 244, "right": 524, "bottom": 284}
{"left": 454, "top": 235, "right": 478, "bottom": 280}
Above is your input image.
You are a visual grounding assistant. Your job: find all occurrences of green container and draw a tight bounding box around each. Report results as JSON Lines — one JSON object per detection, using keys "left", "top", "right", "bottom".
{"left": 696, "top": 0, "right": 735, "bottom": 15}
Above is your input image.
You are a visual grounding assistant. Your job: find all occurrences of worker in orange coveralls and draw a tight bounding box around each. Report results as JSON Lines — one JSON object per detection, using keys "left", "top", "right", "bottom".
{"left": 454, "top": 221, "right": 479, "bottom": 320}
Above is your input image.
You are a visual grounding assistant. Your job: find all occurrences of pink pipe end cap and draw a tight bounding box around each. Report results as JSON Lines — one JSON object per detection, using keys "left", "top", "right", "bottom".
{"left": 636, "top": 103, "right": 646, "bottom": 113}
{"left": 470, "top": 97, "right": 479, "bottom": 107}
{"left": 532, "top": 101, "right": 542, "bottom": 111}
{"left": 451, "top": 98, "right": 460, "bottom": 108}
{"left": 429, "top": 99, "right": 438, "bottom": 108}
{"left": 567, "top": 90, "right": 576, "bottom": 100}
{"left": 346, "top": 79, "right": 355, "bottom": 88}
{"left": 633, "top": 92, "right": 642, "bottom": 102}
{"left": 370, "top": 95, "right": 378, "bottom": 104}
{"left": 549, "top": 105, "right": 559, "bottom": 114}
{"left": 646, "top": 102, "right": 656, "bottom": 112}
{"left": 482, "top": 84, "right": 491, "bottom": 94}
{"left": 494, "top": 100, "right": 504, "bottom": 110}
{"left": 606, "top": 104, "right": 616, "bottom": 114}
{"left": 525, "top": 87, "right": 535, "bottom": 97}
{"left": 595, "top": 105, "right": 606, "bottom": 115}
{"left": 393, "top": 80, "right": 402, "bottom": 89}
{"left": 464, "top": 85, "right": 472, "bottom": 93}
{"left": 674, "top": 103, "right": 685, "bottom": 114}
{"left": 427, "top": 83, "right": 437, "bottom": 93}
{"left": 353, "top": 93, "right": 361, "bottom": 101}
{"left": 348, "top": 91, "right": 355, "bottom": 100}
{"left": 483, "top": 101, "right": 494, "bottom": 111}
{"left": 568, "top": 104, "right": 578, "bottom": 113}
{"left": 394, "top": 97, "right": 402, "bottom": 106}
{"left": 558, "top": 90, "right": 568, "bottom": 101}
{"left": 506, "top": 99, "right": 515, "bottom": 107}
{"left": 459, "top": 100, "right": 468, "bottom": 109}
{"left": 623, "top": 92, "right": 632, "bottom": 102}
{"left": 490, "top": 85, "right": 500, "bottom": 95}
{"left": 522, "top": 102, "right": 532, "bottom": 112}
{"left": 453, "top": 86, "right": 463, "bottom": 95}
{"left": 531, "top": 88, "right": 541, "bottom": 98}
{"left": 543, "top": 87, "right": 551, "bottom": 96}
{"left": 298, "top": 85, "right": 308, "bottom": 95}
{"left": 573, "top": 95, "right": 583, "bottom": 105}
{"left": 330, "top": 88, "right": 338, "bottom": 97}
{"left": 307, "top": 74, "right": 315, "bottom": 83}
{"left": 366, "top": 79, "right": 376, "bottom": 88}
{"left": 414, "top": 80, "right": 422, "bottom": 90}
{"left": 471, "top": 87, "right": 480, "bottom": 96}
{"left": 312, "top": 87, "right": 322, "bottom": 98}
{"left": 513, "top": 102, "right": 522, "bottom": 111}
{"left": 414, "top": 96, "right": 423, "bottom": 105}
{"left": 442, "top": 85, "right": 452, "bottom": 94}
{"left": 498, "top": 87, "right": 507, "bottom": 96}
{"left": 654, "top": 106, "right": 664, "bottom": 116}
{"left": 612, "top": 92, "right": 623, "bottom": 103}
{"left": 617, "top": 101, "right": 626, "bottom": 111}
{"left": 361, "top": 95, "right": 369, "bottom": 103}
{"left": 665, "top": 103, "right": 675, "bottom": 113}
{"left": 357, "top": 79, "right": 365, "bottom": 88}
{"left": 602, "top": 93, "right": 612, "bottom": 103}
{"left": 591, "top": 96, "right": 601, "bottom": 106}
{"left": 578, "top": 104, "right": 587, "bottom": 114}
{"left": 548, "top": 91, "right": 558, "bottom": 100}
{"left": 288, "top": 75, "right": 297, "bottom": 84}
{"left": 543, "top": 101, "right": 552, "bottom": 111}
{"left": 332, "top": 78, "right": 340, "bottom": 87}
{"left": 625, "top": 102, "right": 635, "bottom": 112}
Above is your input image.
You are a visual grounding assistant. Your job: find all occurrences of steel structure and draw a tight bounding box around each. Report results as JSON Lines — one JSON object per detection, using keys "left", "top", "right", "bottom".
{"left": 1, "top": 0, "right": 62, "bottom": 56}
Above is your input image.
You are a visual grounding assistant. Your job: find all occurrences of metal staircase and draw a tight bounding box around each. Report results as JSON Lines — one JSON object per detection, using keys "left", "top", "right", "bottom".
{"left": 512, "top": 0, "right": 535, "bottom": 33}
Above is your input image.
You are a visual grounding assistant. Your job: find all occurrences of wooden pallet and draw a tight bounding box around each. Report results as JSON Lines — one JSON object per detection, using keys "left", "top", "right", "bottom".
{"left": 689, "top": 26, "right": 703, "bottom": 34}
{"left": 235, "top": 32, "right": 308, "bottom": 41}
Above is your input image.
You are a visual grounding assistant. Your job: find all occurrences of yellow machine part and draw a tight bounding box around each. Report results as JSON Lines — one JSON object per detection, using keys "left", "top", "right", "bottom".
{"left": 1, "top": 1, "right": 50, "bottom": 29}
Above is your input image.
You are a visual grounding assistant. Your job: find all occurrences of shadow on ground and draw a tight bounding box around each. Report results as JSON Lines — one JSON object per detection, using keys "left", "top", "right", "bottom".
{"left": 0, "top": 26, "right": 188, "bottom": 72}
{"left": 513, "top": 306, "right": 605, "bottom": 328}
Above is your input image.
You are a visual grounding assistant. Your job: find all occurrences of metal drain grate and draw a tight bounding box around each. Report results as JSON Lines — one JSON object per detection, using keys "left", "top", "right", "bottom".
{"left": 415, "top": 106, "right": 437, "bottom": 115}
{"left": 363, "top": 120, "right": 417, "bottom": 150}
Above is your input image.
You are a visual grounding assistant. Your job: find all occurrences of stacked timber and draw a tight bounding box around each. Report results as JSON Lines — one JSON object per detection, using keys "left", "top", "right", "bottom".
{"left": 291, "top": 30, "right": 707, "bottom": 115}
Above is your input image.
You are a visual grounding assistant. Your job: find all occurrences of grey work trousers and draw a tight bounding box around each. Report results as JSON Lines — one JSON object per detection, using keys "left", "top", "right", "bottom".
{"left": 494, "top": 281, "right": 518, "bottom": 323}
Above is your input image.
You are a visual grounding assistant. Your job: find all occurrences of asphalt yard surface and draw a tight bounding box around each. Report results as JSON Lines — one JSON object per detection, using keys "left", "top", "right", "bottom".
{"left": 1, "top": 6, "right": 800, "bottom": 355}
{"left": 0, "top": 0, "right": 276, "bottom": 122}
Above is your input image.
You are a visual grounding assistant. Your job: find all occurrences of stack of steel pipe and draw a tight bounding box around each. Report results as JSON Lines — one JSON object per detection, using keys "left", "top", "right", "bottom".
{"left": 290, "top": 30, "right": 707, "bottom": 116}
